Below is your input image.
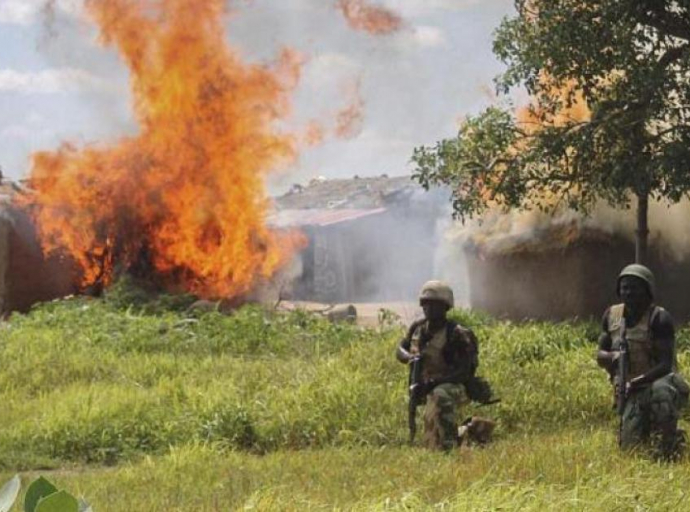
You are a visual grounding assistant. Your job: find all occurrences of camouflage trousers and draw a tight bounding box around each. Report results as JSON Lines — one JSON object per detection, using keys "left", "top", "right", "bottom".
{"left": 423, "top": 382, "right": 469, "bottom": 451}
{"left": 619, "top": 373, "right": 689, "bottom": 456}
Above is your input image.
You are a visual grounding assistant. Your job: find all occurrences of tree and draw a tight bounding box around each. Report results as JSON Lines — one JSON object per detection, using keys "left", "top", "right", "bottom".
{"left": 413, "top": 1, "right": 690, "bottom": 263}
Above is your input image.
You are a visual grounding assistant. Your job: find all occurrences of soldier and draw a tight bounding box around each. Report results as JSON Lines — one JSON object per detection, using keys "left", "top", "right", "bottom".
{"left": 597, "top": 264, "right": 689, "bottom": 460}
{"left": 396, "top": 280, "right": 483, "bottom": 451}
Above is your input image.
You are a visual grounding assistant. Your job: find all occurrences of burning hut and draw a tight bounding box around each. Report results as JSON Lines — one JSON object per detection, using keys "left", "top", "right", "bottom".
{"left": 464, "top": 220, "right": 690, "bottom": 322}
{"left": 0, "top": 181, "right": 78, "bottom": 314}
{"left": 271, "top": 175, "right": 448, "bottom": 303}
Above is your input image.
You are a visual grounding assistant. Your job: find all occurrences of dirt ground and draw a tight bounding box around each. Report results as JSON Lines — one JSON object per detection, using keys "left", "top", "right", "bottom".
{"left": 277, "top": 301, "right": 421, "bottom": 328}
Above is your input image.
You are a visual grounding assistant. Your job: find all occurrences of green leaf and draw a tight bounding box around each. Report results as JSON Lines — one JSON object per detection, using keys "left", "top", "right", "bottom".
{"left": 35, "top": 491, "right": 79, "bottom": 512}
{"left": 0, "top": 475, "right": 20, "bottom": 512}
{"left": 24, "top": 477, "right": 58, "bottom": 512}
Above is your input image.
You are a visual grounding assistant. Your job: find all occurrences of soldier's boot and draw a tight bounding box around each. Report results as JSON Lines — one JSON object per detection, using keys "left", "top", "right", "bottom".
{"left": 656, "top": 421, "right": 683, "bottom": 462}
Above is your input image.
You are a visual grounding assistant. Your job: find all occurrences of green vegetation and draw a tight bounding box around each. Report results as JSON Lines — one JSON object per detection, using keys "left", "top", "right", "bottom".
{"left": 412, "top": 2, "right": 690, "bottom": 262}
{"left": 0, "top": 475, "right": 91, "bottom": 512}
{"left": 1, "top": 288, "right": 689, "bottom": 510}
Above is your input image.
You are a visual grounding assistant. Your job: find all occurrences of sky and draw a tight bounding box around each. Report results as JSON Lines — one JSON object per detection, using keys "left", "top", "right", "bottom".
{"left": 0, "top": 0, "right": 515, "bottom": 192}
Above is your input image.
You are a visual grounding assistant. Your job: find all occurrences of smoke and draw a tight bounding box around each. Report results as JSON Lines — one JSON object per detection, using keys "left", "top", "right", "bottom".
{"left": 443, "top": 196, "right": 690, "bottom": 263}
{"left": 587, "top": 199, "right": 690, "bottom": 262}
{"left": 334, "top": 77, "right": 365, "bottom": 139}
{"left": 336, "top": 0, "right": 403, "bottom": 35}
{"left": 433, "top": 216, "right": 471, "bottom": 307}
{"left": 301, "top": 120, "right": 326, "bottom": 147}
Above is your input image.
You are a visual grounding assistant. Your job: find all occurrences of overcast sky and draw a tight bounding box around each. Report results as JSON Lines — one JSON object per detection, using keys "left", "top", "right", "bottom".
{"left": 0, "top": 0, "right": 515, "bottom": 191}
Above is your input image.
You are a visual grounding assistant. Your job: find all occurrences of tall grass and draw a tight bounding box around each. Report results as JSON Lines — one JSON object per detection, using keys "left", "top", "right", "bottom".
{"left": 3, "top": 432, "right": 689, "bottom": 511}
{"left": 1, "top": 286, "right": 690, "bottom": 509}
{"left": 0, "top": 293, "right": 672, "bottom": 465}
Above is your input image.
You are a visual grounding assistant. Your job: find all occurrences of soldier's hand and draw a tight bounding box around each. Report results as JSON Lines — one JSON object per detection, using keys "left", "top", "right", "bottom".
{"left": 423, "top": 378, "right": 437, "bottom": 390}
{"left": 627, "top": 376, "right": 644, "bottom": 392}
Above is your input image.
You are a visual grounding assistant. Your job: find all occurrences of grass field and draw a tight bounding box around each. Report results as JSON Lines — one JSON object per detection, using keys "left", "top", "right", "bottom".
{"left": 1, "top": 283, "right": 689, "bottom": 510}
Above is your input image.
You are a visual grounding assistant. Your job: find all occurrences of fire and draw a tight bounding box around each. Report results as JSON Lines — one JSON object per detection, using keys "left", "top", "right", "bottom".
{"left": 516, "top": 77, "right": 591, "bottom": 130}
{"left": 19, "top": 0, "right": 305, "bottom": 299}
{"left": 465, "top": 78, "right": 595, "bottom": 250}
{"left": 337, "top": 0, "right": 403, "bottom": 35}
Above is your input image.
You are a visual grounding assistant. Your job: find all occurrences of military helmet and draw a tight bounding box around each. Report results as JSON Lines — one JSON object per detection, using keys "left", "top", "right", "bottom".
{"left": 419, "top": 280, "right": 454, "bottom": 308}
{"left": 617, "top": 263, "right": 655, "bottom": 298}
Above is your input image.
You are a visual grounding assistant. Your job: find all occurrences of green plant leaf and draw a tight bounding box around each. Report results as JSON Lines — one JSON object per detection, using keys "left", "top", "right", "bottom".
{"left": 24, "top": 477, "right": 58, "bottom": 512}
{"left": 35, "top": 491, "right": 79, "bottom": 512}
{"left": 0, "top": 475, "right": 21, "bottom": 512}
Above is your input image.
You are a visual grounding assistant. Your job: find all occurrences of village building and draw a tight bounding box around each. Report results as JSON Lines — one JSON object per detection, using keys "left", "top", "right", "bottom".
{"left": 464, "top": 220, "right": 690, "bottom": 322}
{"left": 270, "top": 175, "right": 449, "bottom": 304}
{"left": 0, "top": 180, "right": 77, "bottom": 315}
{"left": 273, "top": 175, "right": 690, "bottom": 322}
{"left": 2, "top": 172, "right": 686, "bottom": 322}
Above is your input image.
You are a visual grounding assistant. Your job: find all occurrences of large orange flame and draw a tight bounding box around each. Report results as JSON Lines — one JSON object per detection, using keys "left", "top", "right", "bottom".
{"left": 19, "top": 0, "right": 305, "bottom": 299}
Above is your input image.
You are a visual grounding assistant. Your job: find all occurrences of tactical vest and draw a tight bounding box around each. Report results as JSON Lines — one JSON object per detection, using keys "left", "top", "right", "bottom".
{"left": 608, "top": 303, "right": 664, "bottom": 379}
{"left": 410, "top": 323, "right": 451, "bottom": 381}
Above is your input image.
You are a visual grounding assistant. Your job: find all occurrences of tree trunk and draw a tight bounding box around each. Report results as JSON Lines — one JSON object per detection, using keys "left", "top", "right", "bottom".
{"left": 635, "top": 191, "right": 649, "bottom": 264}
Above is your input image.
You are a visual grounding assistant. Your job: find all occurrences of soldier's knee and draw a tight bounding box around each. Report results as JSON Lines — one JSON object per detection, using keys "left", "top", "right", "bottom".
{"left": 650, "top": 380, "right": 679, "bottom": 423}
{"left": 651, "top": 399, "right": 677, "bottom": 424}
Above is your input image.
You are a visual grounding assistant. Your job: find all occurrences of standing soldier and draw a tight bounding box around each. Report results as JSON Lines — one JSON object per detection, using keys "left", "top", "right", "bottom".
{"left": 396, "top": 280, "right": 490, "bottom": 450}
{"left": 597, "top": 264, "right": 689, "bottom": 460}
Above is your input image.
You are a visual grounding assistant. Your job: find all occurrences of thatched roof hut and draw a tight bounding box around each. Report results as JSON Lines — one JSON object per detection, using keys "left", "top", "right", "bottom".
{"left": 464, "top": 220, "right": 690, "bottom": 321}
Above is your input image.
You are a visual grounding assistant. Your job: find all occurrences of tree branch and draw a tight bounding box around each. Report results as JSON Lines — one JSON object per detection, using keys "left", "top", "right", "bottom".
{"left": 655, "top": 43, "right": 690, "bottom": 70}
{"left": 635, "top": 5, "right": 690, "bottom": 43}
{"left": 650, "top": 124, "right": 690, "bottom": 141}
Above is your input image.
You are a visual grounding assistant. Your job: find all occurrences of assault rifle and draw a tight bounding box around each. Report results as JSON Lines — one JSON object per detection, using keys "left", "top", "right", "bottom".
{"left": 616, "top": 317, "right": 629, "bottom": 415}
{"left": 408, "top": 355, "right": 424, "bottom": 443}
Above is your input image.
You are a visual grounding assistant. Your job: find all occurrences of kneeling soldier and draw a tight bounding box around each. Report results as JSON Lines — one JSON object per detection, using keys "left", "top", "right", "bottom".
{"left": 597, "top": 264, "right": 689, "bottom": 460}
{"left": 396, "top": 280, "right": 489, "bottom": 451}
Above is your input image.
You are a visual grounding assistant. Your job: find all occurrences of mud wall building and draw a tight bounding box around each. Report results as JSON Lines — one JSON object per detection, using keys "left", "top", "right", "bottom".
{"left": 0, "top": 182, "right": 77, "bottom": 315}
{"left": 465, "top": 222, "right": 690, "bottom": 322}
{"left": 271, "top": 176, "right": 448, "bottom": 304}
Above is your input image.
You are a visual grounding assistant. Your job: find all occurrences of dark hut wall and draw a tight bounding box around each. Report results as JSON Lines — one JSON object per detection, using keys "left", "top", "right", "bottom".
{"left": 294, "top": 207, "right": 439, "bottom": 303}
{"left": 466, "top": 228, "right": 690, "bottom": 322}
{"left": 4, "top": 208, "right": 77, "bottom": 314}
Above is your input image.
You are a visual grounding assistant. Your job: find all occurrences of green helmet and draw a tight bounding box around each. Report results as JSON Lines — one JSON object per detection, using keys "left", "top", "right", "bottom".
{"left": 617, "top": 264, "right": 655, "bottom": 298}
{"left": 419, "top": 280, "right": 454, "bottom": 308}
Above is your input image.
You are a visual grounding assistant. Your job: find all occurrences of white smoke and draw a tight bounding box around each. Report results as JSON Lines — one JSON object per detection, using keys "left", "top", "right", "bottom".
{"left": 434, "top": 195, "right": 690, "bottom": 295}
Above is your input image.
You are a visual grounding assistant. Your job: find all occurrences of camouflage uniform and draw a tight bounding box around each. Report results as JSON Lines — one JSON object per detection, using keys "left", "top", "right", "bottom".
{"left": 406, "top": 319, "right": 476, "bottom": 449}
{"left": 599, "top": 265, "right": 689, "bottom": 459}
{"left": 398, "top": 281, "right": 479, "bottom": 451}
{"left": 606, "top": 303, "right": 689, "bottom": 452}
